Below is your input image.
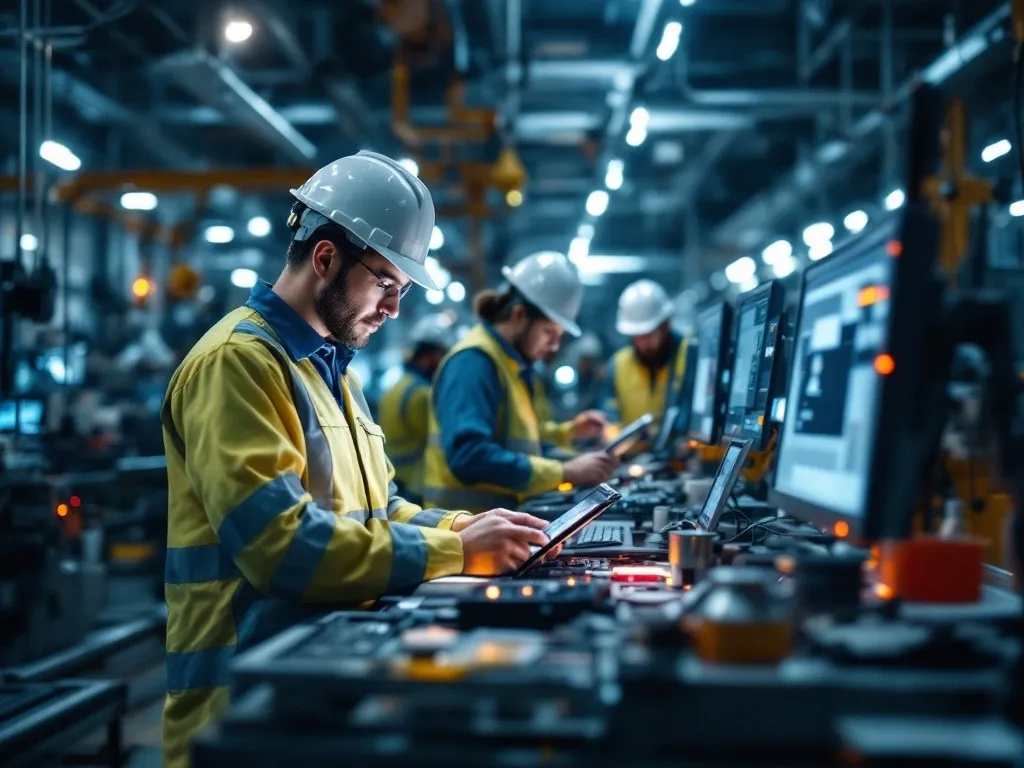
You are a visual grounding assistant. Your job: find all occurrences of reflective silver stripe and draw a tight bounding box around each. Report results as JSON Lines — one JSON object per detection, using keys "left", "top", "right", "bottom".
{"left": 384, "top": 523, "right": 427, "bottom": 593}
{"left": 423, "top": 486, "right": 517, "bottom": 512}
{"left": 408, "top": 508, "right": 446, "bottom": 527}
{"left": 219, "top": 473, "right": 307, "bottom": 557}
{"left": 234, "top": 319, "right": 334, "bottom": 507}
{"left": 166, "top": 646, "right": 234, "bottom": 691}
{"left": 345, "top": 507, "right": 388, "bottom": 524}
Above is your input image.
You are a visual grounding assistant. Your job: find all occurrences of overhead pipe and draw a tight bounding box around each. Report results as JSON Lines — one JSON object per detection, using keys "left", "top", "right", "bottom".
{"left": 710, "top": 1, "right": 1013, "bottom": 247}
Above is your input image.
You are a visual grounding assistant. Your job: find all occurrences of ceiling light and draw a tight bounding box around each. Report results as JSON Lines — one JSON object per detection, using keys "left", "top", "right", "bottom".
{"left": 809, "top": 241, "right": 834, "bottom": 260}
{"left": 884, "top": 189, "right": 905, "bottom": 210}
{"left": 629, "top": 106, "right": 650, "bottom": 128}
{"left": 709, "top": 271, "right": 728, "bottom": 291}
{"left": 424, "top": 256, "right": 451, "bottom": 290}
{"left": 656, "top": 21, "right": 683, "bottom": 61}
{"left": 586, "top": 190, "right": 610, "bottom": 217}
{"left": 1009, "top": 200, "right": 1024, "bottom": 217}
{"left": 20, "top": 233, "right": 38, "bottom": 252}
{"left": 446, "top": 281, "right": 466, "bottom": 302}
{"left": 578, "top": 223, "right": 595, "bottom": 239}
{"left": 224, "top": 19, "right": 253, "bottom": 43}
{"left": 204, "top": 225, "right": 235, "bottom": 244}
{"left": 231, "top": 268, "right": 258, "bottom": 288}
{"left": 802, "top": 222, "right": 835, "bottom": 246}
{"left": 569, "top": 236, "right": 590, "bottom": 265}
{"left": 626, "top": 125, "right": 647, "bottom": 147}
{"left": 679, "top": 0, "right": 695, "bottom": 5}
{"left": 982, "top": 139, "right": 1011, "bottom": 163}
{"left": 429, "top": 225, "right": 444, "bottom": 251}
{"left": 605, "top": 159, "right": 624, "bottom": 190}
{"left": 724, "top": 256, "right": 756, "bottom": 284}
{"left": 39, "top": 140, "right": 81, "bottom": 171}
{"left": 398, "top": 157, "right": 419, "bottom": 177}
{"left": 120, "top": 191, "right": 157, "bottom": 211}
{"left": 738, "top": 274, "right": 760, "bottom": 293}
{"left": 761, "top": 239, "right": 792, "bottom": 266}
{"left": 506, "top": 189, "right": 524, "bottom": 207}
{"left": 554, "top": 365, "right": 577, "bottom": 387}
{"left": 247, "top": 216, "right": 271, "bottom": 237}
{"left": 843, "top": 210, "right": 869, "bottom": 233}
{"left": 425, "top": 289, "right": 445, "bottom": 305}
{"left": 772, "top": 253, "right": 797, "bottom": 278}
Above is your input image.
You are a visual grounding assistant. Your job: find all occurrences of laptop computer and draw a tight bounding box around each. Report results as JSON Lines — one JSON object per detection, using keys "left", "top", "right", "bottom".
{"left": 693, "top": 438, "right": 752, "bottom": 532}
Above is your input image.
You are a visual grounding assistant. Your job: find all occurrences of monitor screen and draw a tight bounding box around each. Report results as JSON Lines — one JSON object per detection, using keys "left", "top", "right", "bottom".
{"left": 773, "top": 234, "right": 893, "bottom": 522}
{"left": 697, "top": 439, "right": 751, "bottom": 532}
{"left": 723, "top": 282, "right": 784, "bottom": 449}
{"left": 0, "top": 399, "right": 45, "bottom": 435}
{"left": 688, "top": 302, "right": 733, "bottom": 445}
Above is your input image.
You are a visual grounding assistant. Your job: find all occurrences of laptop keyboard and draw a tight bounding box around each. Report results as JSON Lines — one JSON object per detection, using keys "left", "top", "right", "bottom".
{"left": 566, "top": 521, "right": 630, "bottom": 548}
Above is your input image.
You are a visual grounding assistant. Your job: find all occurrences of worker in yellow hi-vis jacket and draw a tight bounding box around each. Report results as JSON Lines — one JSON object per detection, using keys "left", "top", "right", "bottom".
{"left": 160, "top": 151, "right": 552, "bottom": 768}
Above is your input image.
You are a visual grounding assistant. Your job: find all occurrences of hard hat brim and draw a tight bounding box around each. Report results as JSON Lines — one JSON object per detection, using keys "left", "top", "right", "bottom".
{"left": 616, "top": 304, "right": 674, "bottom": 337}
{"left": 501, "top": 265, "right": 582, "bottom": 337}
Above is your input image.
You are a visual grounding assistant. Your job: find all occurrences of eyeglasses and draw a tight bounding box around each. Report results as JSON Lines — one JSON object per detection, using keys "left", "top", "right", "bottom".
{"left": 350, "top": 249, "right": 412, "bottom": 300}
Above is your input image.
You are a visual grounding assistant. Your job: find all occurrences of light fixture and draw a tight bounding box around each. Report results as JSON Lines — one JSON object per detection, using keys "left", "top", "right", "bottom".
{"left": 39, "top": 140, "right": 81, "bottom": 171}
{"left": 809, "top": 241, "right": 834, "bottom": 261}
{"left": 424, "top": 256, "right": 451, "bottom": 290}
{"left": 120, "top": 191, "right": 158, "bottom": 211}
{"left": 20, "top": 233, "right": 38, "bottom": 251}
{"left": 506, "top": 189, "right": 523, "bottom": 207}
{"left": 446, "top": 281, "right": 466, "bottom": 302}
{"left": 630, "top": 106, "right": 650, "bottom": 128}
{"left": 738, "top": 274, "right": 760, "bottom": 293}
{"left": 204, "top": 225, "right": 235, "bottom": 244}
{"left": 1009, "top": 200, "right": 1024, "bottom": 217}
{"left": 982, "top": 139, "right": 1011, "bottom": 163}
{"left": 224, "top": 19, "right": 253, "bottom": 43}
{"left": 884, "top": 189, "right": 905, "bottom": 210}
{"left": 625, "top": 125, "right": 647, "bottom": 147}
{"left": 605, "top": 159, "right": 624, "bottom": 191}
{"left": 429, "top": 225, "right": 444, "bottom": 251}
{"left": 679, "top": 0, "right": 695, "bottom": 5}
{"left": 247, "top": 216, "right": 271, "bottom": 237}
{"left": 761, "top": 239, "right": 792, "bottom": 266}
{"left": 568, "top": 236, "right": 590, "bottom": 264}
{"left": 656, "top": 21, "right": 683, "bottom": 61}
{"left": 398, "top": 157, "right": 419, "bottom": 177}
{"left": 425, "top": 289, "right": 445, "bottom": 305}
{"left": 578, "top": 223, "right": 595, "bottom": 239}
{"left": 586, "top": 190, "right": 610, "bottom": 217}
{"left": 844, "top": 210, "right": 869, "bottom": 233}
{"left": 772, "top": 253, "right": 797, "bottom": 278}
{"left": 231, "top": 268, "right": 258, "bottom": 288}
{"left": 802, "top": 222, "right": 835, "bottom": 246}
{"left": 724, "top": 256, "right": 757, "bottom": 284}
{"left": 554, "top": 365, "right": 577, "bottom": 387}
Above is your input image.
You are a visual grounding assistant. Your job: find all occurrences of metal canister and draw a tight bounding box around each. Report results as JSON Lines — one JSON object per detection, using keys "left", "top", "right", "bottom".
{"left": 668, "top": 529, "right": 716, "bottom": 588}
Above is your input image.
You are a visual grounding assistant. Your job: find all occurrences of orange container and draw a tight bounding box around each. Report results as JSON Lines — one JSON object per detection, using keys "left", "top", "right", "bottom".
{"left": 878, "top": 536, "right": 987, "bottom": 603}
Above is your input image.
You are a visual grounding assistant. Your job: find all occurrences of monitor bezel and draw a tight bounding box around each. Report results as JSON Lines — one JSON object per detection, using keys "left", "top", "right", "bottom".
{"left": 722, "top": 280, "right": 785, "bottom": 450}
{"left": 686, "top": 301, "right": 734, "bottom": 446}
{"left": 768, "top": 207, "right": 941, "bottom": 541}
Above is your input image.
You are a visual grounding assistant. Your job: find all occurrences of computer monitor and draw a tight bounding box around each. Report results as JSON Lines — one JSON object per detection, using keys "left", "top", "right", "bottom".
{"left": 723, "top": 281, "right": 785, "bottom": 450}
{"left": 770, "top": 208, "right": 941, "bottom": 540}
{"left": 0, "top": 398, "right": 45, "bottom": 435}
{"left": 652, "top": 342, "right": 698, "bottom": 456}
{"left": 687, "top": 302, "right": 733, "bottom": 445}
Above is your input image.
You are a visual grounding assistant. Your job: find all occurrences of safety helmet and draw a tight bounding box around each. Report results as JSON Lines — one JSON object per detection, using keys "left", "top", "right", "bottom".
{"left": 409, "top": 313, "right": 455, "bottom": 350}
{"left": 501, "top": 252, "right": 583, "bottom": 337}
{"left": 615, "top": 279, "right": 674, "bottom": 336}
{"left": 290, "top": 150, "right": 439, "bottom": 291}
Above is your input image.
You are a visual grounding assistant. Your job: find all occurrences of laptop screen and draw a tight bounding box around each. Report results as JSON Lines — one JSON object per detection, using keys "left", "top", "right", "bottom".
{"left": 696, "top": 440, "right": 751, "bottom": 532}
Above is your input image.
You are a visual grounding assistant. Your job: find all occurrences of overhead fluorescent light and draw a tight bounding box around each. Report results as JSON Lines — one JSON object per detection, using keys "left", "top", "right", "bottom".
{"left": 809, "top": 241, "right": 834, "bottom": 261}
{"left": 569, "top": 236, "right": 590, "bottom": 264}
{"left": 247, "top": 216, "right": 271, "bottom": 237}
{"left": 20, "top": 233, "right": 38, "bottom": 251}
{"left": 120, "top": 191, "right": 158, "bottom": 210}
{"left": 629, "top": 106, "right": 649, "bottom": 128}
{"left": 39, "top": 140, "right": 81, "bottom": 171}
{"left": 1009, "top": 200, "right": 1024, "bottom": 217}
{"left": 656, "top": 21, "right": 682, "bottom": 61}
{"left": 738, "top": 274, "right": 760, "bottom": 293}
{"left": 761, "top": 239, "right": 792, "bottom": 266}
{"left": 982, "top": 139, "right": 1011, "bottom": 163}
{"left": 772, "top": 253, "right": 797, "bottom": 278}
{"left": 205, "top": 225, "right": 235, "bottom": 244}
{"left": 724, "top": 256, "right": 757, "bottom": 284}
{"left": 430, "top": 226, "right": 444, "bottom": 251}
{"left": 231, "top": 268, "right": 258, "bottom": 288}
{"left": 605, "top": 159, "right": 624, "bottom": 191}
{"left": 224, "top": 20, "right": 253, "bottom": 43}
{"left": 626, "top": 125, "right": 647, "bottom": 147}
{"left": 586, "top": 190, "right": 610, "bottom": 217}
{"left": 679, "top": 0, "right": 695, "bottom": 5}
{"left": 425, "top": 289, "right": 445, "bottom": 305}
{"left": 884, "top": 189, "right": 905, "bottom": 210}
{"left": 446, "top": 281, "right": 466, "bottom": 302}
{"left": 554, "top": 365, "right": 577, "bottom": 387}
{"left": 802, "top": 222, "right": 835, "bottom": 246}
{"left": 843, "top": 210, "right": 869, "bottom": 233}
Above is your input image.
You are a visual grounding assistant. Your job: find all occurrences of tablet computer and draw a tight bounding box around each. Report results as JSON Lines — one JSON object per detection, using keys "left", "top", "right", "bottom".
{"left": 605, "top": 413, "right": 654, "bottom": 458}
{"left": 696, "top": 438, "right": 753, "bottom": 532}
{"left": 515, "top": 484, "right": 622, "bottom": 575}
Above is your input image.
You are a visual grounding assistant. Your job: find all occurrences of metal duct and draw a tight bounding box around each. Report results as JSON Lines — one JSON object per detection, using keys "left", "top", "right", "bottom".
{"left": 710, "top": 2, "right": 1012, "bottom": 247}
{"left": 155, "top": 49, "right": 318, "bottom": 163}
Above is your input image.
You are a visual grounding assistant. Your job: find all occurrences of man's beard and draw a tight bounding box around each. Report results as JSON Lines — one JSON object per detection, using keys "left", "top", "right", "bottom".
{"left": 315, "top": 269, "right": 381, "bottom": 349}
{"left": 634, "top": 338, "right": 673, "bottom": 369}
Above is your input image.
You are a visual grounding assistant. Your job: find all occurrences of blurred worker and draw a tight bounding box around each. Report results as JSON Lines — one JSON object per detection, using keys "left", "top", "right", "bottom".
{"left": 378, "top": 314, "right": 456, "bottom": 504}
{"left": 574, "top": 333, "right": 607, "bottom": 412}
{"left": 604, "top": 279, "right": 689, "bottom": 430}
{"left": 160, "top": 152, "right": 552, "bottom": 768}
{"left": 425, "top": 252, "right": 617, "bottom": 513}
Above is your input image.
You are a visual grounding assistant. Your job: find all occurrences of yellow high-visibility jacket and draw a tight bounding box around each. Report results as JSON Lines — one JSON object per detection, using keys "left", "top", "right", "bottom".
{"left": 160, "top": 308, "right": 468, "bottom": 768}
{"left": 423, "top": 324, "right": 564, "bottom": 513}
{"left": 532, "top": 374, "right": 575, "bottom": 458}
{"left": 605, "top": 336, "right": 689, "bottom": 428}
{"left": 377, "top": 368, "right": 431, "bottom": 501}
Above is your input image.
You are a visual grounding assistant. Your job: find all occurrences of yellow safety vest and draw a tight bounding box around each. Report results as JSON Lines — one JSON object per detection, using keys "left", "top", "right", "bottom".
{"left": 160, "top": 308, "right": 467, "bottom": 768}
{"left": 533, "top": 374, "right": 575, "bottom": 457}
{"left": 377, "top": 369, "right": 431, "bottom": 501}
{"left": 423, "top": 324, "right": 563, "bottom": 513}
{"left": 609, "top": 336, "right": 690, "bottom": 428}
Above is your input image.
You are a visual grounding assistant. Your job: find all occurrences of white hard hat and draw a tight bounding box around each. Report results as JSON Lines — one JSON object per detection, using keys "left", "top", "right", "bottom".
{"left": 501, "top": 252, "right": 583, "bottom": 337}
{"left": 290, "top": 150, "right": 439, "bottom": 291}
{"left": 410, "top": 313, "right": 455, "bottom": 349}
{"left": 616, "top": 279, "right": 674, "bottom": 336}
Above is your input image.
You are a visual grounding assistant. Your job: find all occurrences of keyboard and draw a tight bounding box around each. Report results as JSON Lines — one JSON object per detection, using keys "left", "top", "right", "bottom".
{"left": 566, "top": 521, "right": 632, "bottom": 549}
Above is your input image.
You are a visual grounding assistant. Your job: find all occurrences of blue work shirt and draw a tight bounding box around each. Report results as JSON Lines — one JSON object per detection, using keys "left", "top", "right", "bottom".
{"left": 244, "top": 281, "right": 356, "bottom": 408}
{"left": 431, "top": 323, "right": 535, "bottom": 491}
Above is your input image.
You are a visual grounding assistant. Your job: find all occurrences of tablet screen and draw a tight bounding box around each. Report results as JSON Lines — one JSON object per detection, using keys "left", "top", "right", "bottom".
{"left": 605, "top": 413, "right": 654, "bottom": 458}
{"left": 518, "top": 484, "right": 622, "bottom": 573}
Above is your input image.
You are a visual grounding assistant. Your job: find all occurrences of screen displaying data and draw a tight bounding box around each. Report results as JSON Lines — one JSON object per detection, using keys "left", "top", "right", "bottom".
{"left": 689, "top": 304, "right": 729, "bottom": 443}
{"left": 724, "top": 291, "right": 779, "bottom": 441}
{"left": 774, "top": 242, "right": 893, "bottom": 518}
{"left": 697, "top": 441, "right": 746, "bottom": 531}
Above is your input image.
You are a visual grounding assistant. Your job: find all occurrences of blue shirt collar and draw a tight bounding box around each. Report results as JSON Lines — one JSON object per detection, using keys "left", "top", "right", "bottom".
{"left": 245, "top": 281, "right": 356, "bottom": 373}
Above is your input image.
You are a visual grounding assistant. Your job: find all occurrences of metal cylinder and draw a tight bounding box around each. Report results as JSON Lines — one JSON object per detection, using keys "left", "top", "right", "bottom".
{"left": 668, "top": 529, "right": 716, "bottom": 588}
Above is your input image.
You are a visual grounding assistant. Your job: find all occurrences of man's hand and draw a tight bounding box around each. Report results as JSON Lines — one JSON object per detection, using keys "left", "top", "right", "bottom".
{"left": 451, "top": 508, "right": 546, "bottom": 533}
{"left": 460, "top": 514, "right": 550, "bottom": 576}
{"left": 562, "top": 451, "right": 619, "bottom": 488}
{"left": 571, "top": 410, "right": 608, "bottom": 441}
